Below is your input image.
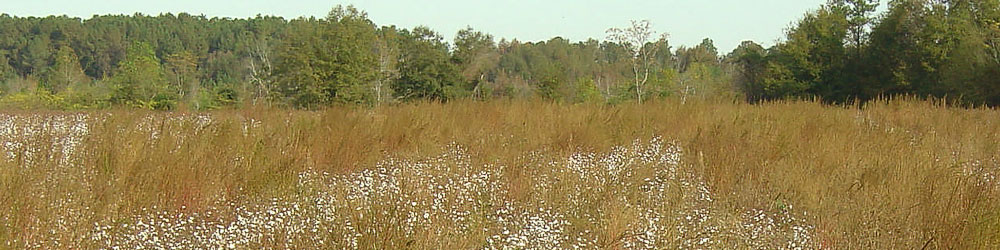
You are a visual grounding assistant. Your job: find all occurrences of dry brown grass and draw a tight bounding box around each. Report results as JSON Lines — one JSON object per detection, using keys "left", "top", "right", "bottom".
{"left": 0, "top": 99, "right": 998, "bottom": 249}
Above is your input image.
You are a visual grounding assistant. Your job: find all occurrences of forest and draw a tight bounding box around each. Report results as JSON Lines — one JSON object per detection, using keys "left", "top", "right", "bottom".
{"left": 0, "top": 0, "right": 997, "bottom": 110}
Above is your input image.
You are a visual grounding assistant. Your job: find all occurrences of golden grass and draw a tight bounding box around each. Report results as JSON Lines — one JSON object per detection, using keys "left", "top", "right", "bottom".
{"left": 0, "top": 99, "right": 998, "bottom": 249}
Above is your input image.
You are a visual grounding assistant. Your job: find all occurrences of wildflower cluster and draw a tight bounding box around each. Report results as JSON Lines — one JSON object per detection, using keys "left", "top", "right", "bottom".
{"left": 3, "top": 114, "right": 822, "bottom": 249}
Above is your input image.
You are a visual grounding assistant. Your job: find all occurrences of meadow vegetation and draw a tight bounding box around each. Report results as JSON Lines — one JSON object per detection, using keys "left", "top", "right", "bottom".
{"left": 0, "top": 99, "right": 997, "bottom": 249}
{"left": 2, "top": 0, "right": 999, "bottom": 249}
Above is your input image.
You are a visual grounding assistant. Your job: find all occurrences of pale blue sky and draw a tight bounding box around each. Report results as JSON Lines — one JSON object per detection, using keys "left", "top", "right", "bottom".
{"left": 3, "top": 0, "right": 883, "bottom": 52}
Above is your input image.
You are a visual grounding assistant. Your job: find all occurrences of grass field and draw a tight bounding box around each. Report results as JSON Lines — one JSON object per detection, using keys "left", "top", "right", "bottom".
{"left": 0, "top": 99, "right": 998, "bottom": 249}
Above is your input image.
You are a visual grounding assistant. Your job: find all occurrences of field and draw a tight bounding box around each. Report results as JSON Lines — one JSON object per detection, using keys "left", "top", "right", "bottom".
{"left": 0, "top": 99, "right": 998, "bottom": 249}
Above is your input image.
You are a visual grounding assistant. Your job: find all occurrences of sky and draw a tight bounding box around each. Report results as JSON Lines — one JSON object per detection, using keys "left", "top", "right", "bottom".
{"left": 3, "top": 0, "right": 851, "bottom": 52}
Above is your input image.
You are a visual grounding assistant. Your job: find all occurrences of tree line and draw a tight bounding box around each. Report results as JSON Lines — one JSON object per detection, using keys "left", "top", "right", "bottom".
{"left": 733, "top": 0, "right": 1000, "bottom": 105}
{"left": 0, "top": 1, "right": 997, "bottom": 110}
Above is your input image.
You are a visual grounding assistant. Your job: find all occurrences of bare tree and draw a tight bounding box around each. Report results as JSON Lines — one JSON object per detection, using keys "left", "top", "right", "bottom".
{"left": 248, "top": 36, "right": 273, "bottom": 105}
{"left": 607, "top": 20, "right": 668, "bottom": 104}
{"left": 374, "top": 32, "right": 400, "bottom": 106}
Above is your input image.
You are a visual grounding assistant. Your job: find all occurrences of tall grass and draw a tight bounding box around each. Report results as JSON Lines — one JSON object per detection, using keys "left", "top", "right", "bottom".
{"left": 0, "top": 99, "right": 997, "bottom": 249}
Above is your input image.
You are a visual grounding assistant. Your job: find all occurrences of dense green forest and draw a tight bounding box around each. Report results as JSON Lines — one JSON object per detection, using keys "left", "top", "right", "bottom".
{"left": 0, "top": 0, "right": 997, "bottom": 110}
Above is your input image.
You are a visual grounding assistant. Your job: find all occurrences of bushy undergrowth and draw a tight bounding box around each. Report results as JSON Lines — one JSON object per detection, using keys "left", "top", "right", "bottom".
{"left": 0, "top": 99, "right": 998, "bottom": 249}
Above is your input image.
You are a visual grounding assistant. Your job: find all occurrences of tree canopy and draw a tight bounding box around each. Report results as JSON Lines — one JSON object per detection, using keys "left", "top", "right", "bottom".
{"left": 1, "top": 1, "right": 998, "bottom": 109}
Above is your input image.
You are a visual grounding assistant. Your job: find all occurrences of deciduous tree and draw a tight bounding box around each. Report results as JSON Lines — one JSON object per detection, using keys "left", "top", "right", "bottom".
{"left": 606, "top": 20, "right": 668, "bottom": 104}
{"left": 109, "top": 42, "right": 174, "bottom": 109}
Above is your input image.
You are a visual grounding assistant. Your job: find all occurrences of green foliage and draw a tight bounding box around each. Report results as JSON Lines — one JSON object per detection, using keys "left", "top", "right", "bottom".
{"left": 676, "top": 38, "right": 720, "bottom": 72}
{"left": 0, "top": 89, "right": 65, "bottom": 109}
{"left": 747, "top": 0, "right": 1000, "bottom": 105}
{"left": 727, "top": 41, "right": 768, "bottom": 102}
{"left": 453, "top": 27, "right": 499, "bottom": 99}
{"left": 394, "top": 26, "right": 462, "bottom": 101}
{"left": 271, "top": 5, "right": 378, "bottom": 108}
{"left": 0, "top": 2, "right": 999, "bottom": 108}
{"left": 109, "top": 42, "right": 175, "bottom": 110}
{"left": 536, "top": 76, "right": 562, "bottom": 101}
{"left": 42, "top": 46, "right": 88, "bottom": 93}
{"left": 23, "top": 36, "right": 52, "bottom": 77}
{"left": 682, "top": 62, "right": 733, "bottom": 99}
{"left": 0, "top": 53, "right": 14, "bottom": 82}
{"left": 574, "top": 78, "right": 603, "bottom": 103}
{"left": 771, "top": 5, "right": 849, "bottom": 100}
{"left": 833, "top": 0, "right": 880, "bottom": 48}
{"left": 164, "top": 51, "right": 198, "bottom": 100}
{"left": 60, "top": 80, "right": 111, "bottom": 109}
{"left": 645, "top": 66, "right": 679, "bottom": 99}
{"left": 762, "top": 61, "right": 809, "bottom": 98}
